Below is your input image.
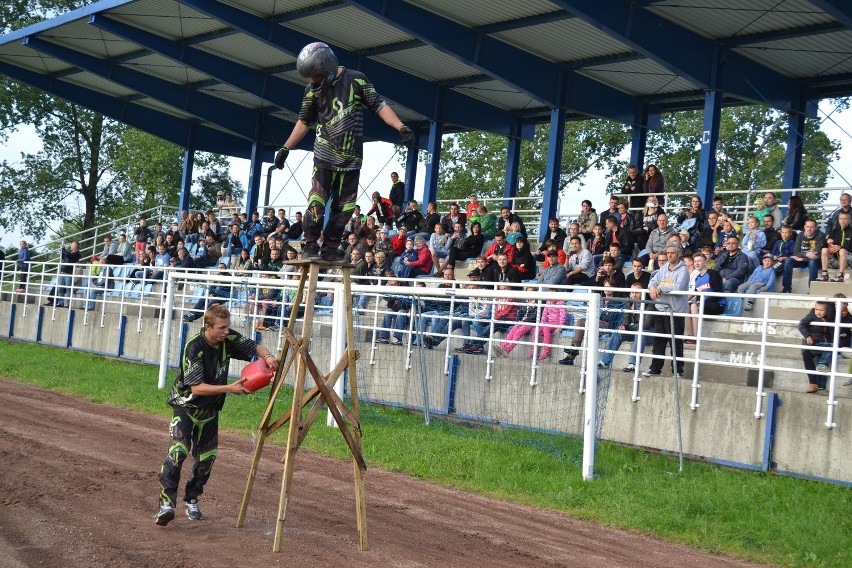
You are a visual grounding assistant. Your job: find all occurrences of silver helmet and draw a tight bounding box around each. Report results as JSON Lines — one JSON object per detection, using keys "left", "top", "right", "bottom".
{"left": 296, "top": 42, "right": 338, "bottom": 81}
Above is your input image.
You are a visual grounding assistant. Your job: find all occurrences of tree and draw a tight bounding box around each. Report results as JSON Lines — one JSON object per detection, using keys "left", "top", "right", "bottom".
{"left": 0, "top": 0, "right": 242, "bottom": 245}
{"left": 609, "top": 103, "right": 844, "bottom": 208}
{"left": 421, "top": 119, "right": 631, "bottom": 210}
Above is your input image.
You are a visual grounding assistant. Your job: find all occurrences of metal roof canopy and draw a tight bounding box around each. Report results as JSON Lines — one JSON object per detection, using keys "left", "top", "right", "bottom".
{"left": 1, "top": 0, "right": 850, "bottom": 162}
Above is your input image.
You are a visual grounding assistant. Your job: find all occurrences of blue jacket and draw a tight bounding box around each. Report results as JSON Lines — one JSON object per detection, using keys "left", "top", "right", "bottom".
{"left": 746, "top": 265, "right": 775, "bottom": 290}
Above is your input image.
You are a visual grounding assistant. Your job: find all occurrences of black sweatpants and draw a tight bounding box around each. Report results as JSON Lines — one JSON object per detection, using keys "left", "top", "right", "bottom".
{"left": 304, "top": 165, "right": 360, "bottom": 251}
{"left": 158, "top": 404, "right": 219, "bottom": 506}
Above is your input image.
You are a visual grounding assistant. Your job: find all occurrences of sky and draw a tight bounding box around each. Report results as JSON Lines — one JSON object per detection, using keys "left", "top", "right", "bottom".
{"left": 1, "top": 100, "right": 851, "bottom": 250}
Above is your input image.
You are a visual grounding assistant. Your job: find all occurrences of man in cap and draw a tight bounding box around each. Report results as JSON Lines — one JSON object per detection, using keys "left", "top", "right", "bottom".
{"left": 275, "top": 42, "right": 412, "bottom": 261}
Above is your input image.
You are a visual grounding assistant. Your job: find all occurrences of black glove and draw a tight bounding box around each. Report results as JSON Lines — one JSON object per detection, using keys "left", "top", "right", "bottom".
{"left": 274, "top": 146, "right": 289, "bottom": 169}
{"left": 399, "top": 125, "right": 413, "bottom": 143}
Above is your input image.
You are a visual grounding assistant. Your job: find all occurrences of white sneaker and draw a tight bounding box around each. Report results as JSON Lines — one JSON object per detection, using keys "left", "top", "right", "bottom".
{"left": 816, "top": 363, "right": 828, "bottom": 372}
{"left": 155, "top": 503, "right": 175, "bottom": 526}
{"left": 642, "top": 369, "right": 661, "bottom": 377}
{"left": 184, "top": 500, "right": 203, "bottom": 521}
{"left": 597, "top": 361, "right": 609, "bottom": 369}
{"left": 622, "top": 364, "right": 635, "bottom": 372}
{"left": 390, "top": 337, "right": 402, "bottom": 345}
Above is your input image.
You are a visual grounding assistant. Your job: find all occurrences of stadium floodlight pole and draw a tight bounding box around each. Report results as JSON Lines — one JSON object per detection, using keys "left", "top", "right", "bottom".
{"left": 581, "top": 292, "right": 601, "bottom": 481}
{"left": 158, "top": 270, "right": 178, "bottom": 389}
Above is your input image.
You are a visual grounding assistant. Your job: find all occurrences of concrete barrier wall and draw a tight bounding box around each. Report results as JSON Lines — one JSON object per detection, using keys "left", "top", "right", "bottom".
{"left": 1, "top": 298, "right": 849, "bottom": 484}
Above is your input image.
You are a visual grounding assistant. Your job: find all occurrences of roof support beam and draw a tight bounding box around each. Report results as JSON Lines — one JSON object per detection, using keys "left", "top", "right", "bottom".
{"left": 90, "top": 14, "right": 303, "bottom": 114}
{"left": 23, "top": 35, "right": 263, "bottom": 140}
{"left": 345, "top": 0, "right": 646, "bottom": 124}
{"left": 474, "top": 11, "right": 574, "bottom": 34}
{"left": 808, "top": 1, "right": 852, "bottom": 30}
{"left": 177, "top": 0, "right": 529, "bottom": 137}
{"left": 551, "top": 0, "right": 797, "bottom": 109}
{"left": 724, "top": 22, "right": 846, "bottom": 47}
{"left": 0, "top": 60, "right": 246, "bottom": 157}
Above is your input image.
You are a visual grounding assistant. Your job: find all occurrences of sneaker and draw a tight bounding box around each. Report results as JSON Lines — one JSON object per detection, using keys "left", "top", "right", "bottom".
{"left": 817, "top": 271, "right": 830, "bottom": 282}
{"left": 464, "top": 345, "right": 484, "bottom": 355}
{"left": 390, "top": 337, "right": 402, "bottom": 345}
{"left": 376, "top": 337, "right": 389, "bottom": 344}
{"left": 816, "top": 363, "right": 828, "bottom": 372}
{"left": 642, "top": 369, "right": 661, "bottom": 377}
{"left": 622, "top": 364, "right": 636, "bottom": 372}
{"left": 675, "top": 372, "right": 684, "bottom": 379}
{"left": 806, "top": 383, "right": 819, "bottom": 394}
{"left": 833, "top": 273, "right": 846, "bottom": 282}
{"left": 184, "top": 499, "right": 203, "bottom": 521}
{"left": 683, "top": 339, "right": 696, "bottom": 345}
{"left": 255, "top": 323, "right": 270, "bottom": 331}
{"left": 598, "top": 361, "right": 610, "bottom": 370}
{"left": 267, "top": 325, "right": 280, "bottom": 332}
{"left": 300, "top": 245, "right": 321, "bottom": 260}
{"left": 155, "top": 503, "right": 175, "bottom": 526}
{"left": 455, "top": 344, "right": 471, "bottom": 353}
{"left": 320, "top": 248, "right": 346, "bottom": 262}
{"left": 744, "top": 302, "right": 753, "bottom": 311}
{"left": 557, "top": 355, "right": 574, "bottom": 366}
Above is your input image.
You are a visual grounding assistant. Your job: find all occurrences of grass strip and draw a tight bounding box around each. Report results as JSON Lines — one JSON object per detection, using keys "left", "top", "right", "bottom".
{"left": 1, "top": 339, "right": 850, "bottom": 567}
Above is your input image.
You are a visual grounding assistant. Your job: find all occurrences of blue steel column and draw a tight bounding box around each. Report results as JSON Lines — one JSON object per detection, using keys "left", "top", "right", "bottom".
{"left": 696, "top": 90, "right": 722, "bottom": 210}
{"left": 179, "top": 147, "right": 194, "bottom": 215}
{"left": 783, "top": 98, "right": 808, "bottom": 196}
{"left": 540, "top": 107, "right": 567, "bottom": 239}
{"left": 405, "top": 144, "right": 419, "bottom": 205}
{"left": 245, "top": 141, "right": 263, "bottom": 217}
{"left": 630, "top": 105, "right": 649, "bottom": 172}
{"left": 503, "top": 134, "right": 521, "bottom": 207}
{"left": 422, "top": 121, "right": 443, "bottom": 209}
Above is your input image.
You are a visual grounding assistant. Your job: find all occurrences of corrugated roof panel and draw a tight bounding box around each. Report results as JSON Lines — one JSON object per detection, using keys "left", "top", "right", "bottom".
{"left": 200, "top": 84, "right": 266, "bottom": 108}
{"left": 372, "top": 45, "right": 480, "bottom": 82}
{"left": 37, "top": 20, "right": 139, "bottom": 59}
{"left": 217, "top": 0, "right": 281, "bottom": 18}
{"left": 285, "top": 6, "right": 411, "bottom": 51}
{"left": 494, "top": 18, "right": 633, "bottom": 63}
{"left": 647, "top": 0, "right": 833, "bottom": 40}
{"left": 134, "top": 97, "right": 195, "bottom": 121}
{"left": 62, "top": 71, "right": 138, "bottom": 98}
{"left": 452, "top": 79, "right": 541, "bottom": 111}
{"left": 734, "top": 30, "right": 852, "bottom": 78}
{"left": 578, "top": 59, "right": 697, "bottom": 96}
{"left": 0, "top": 44, "right": 69, "bottom": 74}
{"left": 410, "top": 0, "right": 558, "bottom": 28}
{"left": 195, "top": 34, "right": 289, "bottom": 70}
{"left": 125, "top": 53, "right": 211, "bottom": 85}
{"left": 108, "top": 0, "right": 223, "bottom": 40}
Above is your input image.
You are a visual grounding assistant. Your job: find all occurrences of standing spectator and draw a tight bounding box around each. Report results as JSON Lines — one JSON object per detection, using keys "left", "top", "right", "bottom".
{"left": 134, "top": 219, "right": 152, "bottom": 261}
{"left": 738, "top": 254, "right": 777, "bottom": 311}
{"left": 642, "top": 244, "right": 689, "bottom": 378}
{"left": 799, "top": 300, "right": 834, "bottom": 393}
{"left": 47, "top": 241, "right": 80, "bottom": 307}
{"left": 389, "top": 172, "right": 405, "bottom": 214}
{"left": 781, "top": 219, "right": 825, "bottom": 292}
{"left": 465, "top": 195, "right": 480, "bottom": 221}
{"left": 367, "top": 191, "right": 396, "bottom": 226}
{"left": 14, "top": 240, "right": 31, "bottom": 292}
{"left": 622, "top": 164, "right": 644, "bottom": 217}
{"left": 818, "top": 210, "right": 852, "bottom": 282}
{"left": 782, "top": 195, "right": 808, "bottom": 232}
{"left": 642, "top": 164, "right": 665, "bottom": 208}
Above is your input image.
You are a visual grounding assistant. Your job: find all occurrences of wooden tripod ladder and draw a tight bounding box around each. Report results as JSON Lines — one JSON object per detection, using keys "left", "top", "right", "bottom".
{"left": 235, "top": 259, "right": 367, "bottom": 552}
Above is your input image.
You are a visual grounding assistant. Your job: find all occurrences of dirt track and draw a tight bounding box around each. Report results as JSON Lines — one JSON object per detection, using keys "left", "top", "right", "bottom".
{"left": 0, "top": 380, "right": 770, "bottom": 567}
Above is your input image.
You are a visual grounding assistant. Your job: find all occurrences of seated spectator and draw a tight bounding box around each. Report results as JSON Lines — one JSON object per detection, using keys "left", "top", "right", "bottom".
{"left": 511, "top": 236, "right": 537, "bottom": 280}
{"left": 587, "top": 223, "right": 605, "bottom": 256}
{"left": 428, "top": 223, "right": 452, "bottom": 270}
{"left": 396, "top": 200, "right": 426, "bottom": 235}
{"left": 576, "top": 200, "right": 597, "bottom": 240}
{"left": 505, "top": 221, "right": 523, "bottom": 245}
{"left": 563, "top": 222, "right": 586, "bottom": 253}
{"left": 625, "top": 257, "right": 651, "bottom": 289}
{"left": 494, "top": 288, "right": 539, "bottom": 357}
{"left": 538, "top": 250, "right": 567, "bottom": 287}
{"left": 741, "top": 216, "right": 767, "bottom": 269}
{"left": 175, "top": 247, "right": 196, "bottom": 270}
{"left": 98, "top": 235, "right": 119, "bottom": 263}
{"left": 715, "top": 235, "right": 750, "bottom": 292}
{"left": 538, "top": 218, "right": 567, "bottom": 256}
{"left": 783, "top": 195, "right": 808, "bottom": 232}
{"left": 738, "top": 254, "right": 776, "bottom": 311}
{"left": 621, "top": 283, "right": 654, "bottom": 373}
{"left": 260, "top": 208, "right": 278, "bottom": 237}
{"left": 632, "top": 197, "right": 660, "bottom": 252}
{"left": 483, "top": 252, "right": 522, "bottom": 284}
{"left": 686, "top": 252, "right": 725, "bottom": 339}
{"left": 799, "top": 300, "right": 834, "bottom": 393}
{"left": 594, "top": 256, "right": 625, "bottom": 291}
{"left": 399, "top": 235, "right": 433, "bottom": 278}
{"left": 541, "top": 239, "right": 567, "bottom": 267}
{"left": 457, "top": 283, "right": 491, "bottom": 355}
{"left": 558, "top": 282, "right": 622, "bottom": 365}
{"left": 781, "top": 219, "right": 825, "bottom": 293}
{"left": 640, "top": 212, "right": 674, "bottom": 262}
{"left": 497, "top": 206, "right": 526, "bottom": 237}
{"left": 244, "top": 211, "right": 263, "bottom": 240}
{"left": 116, "top": 232, "right": 134, "bottom": 264}
{"left": 390, "top": 226, "right": 409, "bottom": 256}
{"left": 483, "top": 230, "right": 515, "bottom": 266}
{"left": 566, "top": 236, "right": 595, "bottom": 285}
{"left": 343, "top": 233, "right": 367, "bottom": 262}
{"left": 440, "top": 221, "right": 484, "bottom": 271}
{"left": 818, "top": 210, "right": 852, "bottom": 282}
{"left": 198, "top": 234, "right": 222, "bottom": 268}
{"left": 282, "top": 211, "right": 303, "bottom": 242}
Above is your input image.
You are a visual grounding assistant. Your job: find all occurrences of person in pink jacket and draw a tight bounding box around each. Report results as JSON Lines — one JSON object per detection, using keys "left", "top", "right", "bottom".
{"left": 497, "top": 294, "right": 566, "bottom": 360}
{"left": 530, "top": 299, "right": 567, "bottom": 360}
